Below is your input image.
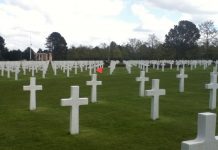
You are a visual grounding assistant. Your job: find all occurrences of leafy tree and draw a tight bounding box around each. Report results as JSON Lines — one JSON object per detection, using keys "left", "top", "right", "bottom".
{"left": 0, "top": 35, "right": 5, "bottom": 60}
{"left": 164, "top": 20, "right": 200, "bottom": 59}
{"left": 22, "top": 47, "right": 35, "bottom": 60}
{"left": 112, "top": 47, "right": 122, "bottom": 60}
{"left": 37, "top": 48, "right": 43, "bottom": 53}
{"left": 199, "top": 20, "right": 217, "bottom": 50}
{"left": 109, "top": 41, "right": 117, "bottom": 60}
{"left": 2, "top": 47, "right": 9, "bottom": 60}
{"left": 7, "top": 50, "right": 22, "bottom": 60}
{"left": 45, "top": 32, "right": 67, "bottom": 60}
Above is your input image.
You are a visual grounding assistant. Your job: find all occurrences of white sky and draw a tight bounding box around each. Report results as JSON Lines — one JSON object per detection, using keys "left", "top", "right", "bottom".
{"left": 0, "top": 0, "right": 218, "bottom": 51}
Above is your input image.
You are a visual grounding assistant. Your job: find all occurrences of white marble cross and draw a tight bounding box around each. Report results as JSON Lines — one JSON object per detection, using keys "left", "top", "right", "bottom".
{"left": 152, "top": 63, "right": 155, "bottom": 69}
{"left": 169, "top": 62, "right": 174, "bottom": 69}
{"left": 136, "top": 71, "right": 149, "bottom": 96}
{"left": 31, "top": 66, "right": 35, "bottom": 77}
{"left": 190, "top": 64, "right": 193, "bottom": 70}
{"left": 52, "top": 63, "right": 57, "bottom": 75}
{"left": 203, "top": 63, "right": 207, "bottom": 70}
{"left": 1, "top": 65, "right": 4, "bottom": 76}
{"left": 145, "top": 64, "right": 149, "bottom": 73}
{"left": 61, "top": 86, "right": 88, "bottom": 135}
{"left": 89, "top": 65, "right": 92, "bottom": 76}
{"left": 67, "top": 65, "right": 70, "bottom": 77}
{"left": 109, "top": 65, "right": 115, "bottom": 75}
{"left": 176, "top": 68, "right": 188, "bottom": 92}
{"left": 205, "top": 73, "right": 218, "bottom": 110}
{"left": 15, "top": 66, "right": 20, "bottom": 80}
{"left": 23, "top": 77, "right": 42, "bottom": 110}
{"left": 126, "top": 64, "right": 131, "bottom": 74}
{"left": 7, "top": 66, "right": 10, "bottom": 78}
{"left": 42, "top": 65, "right": 47, "bottom": 79}
{"left": 86, "top": 74, "right": 102, "bottom": 103}
{"left": 161, "top": 63, "right": 165, "bottom": 72}
{"left": 74, "top": 64, "right": 78, "bottom": 74}
{"left": 181, "top": 112, "right": 218, "bottom": 150}
{"left": 176, "top": 64, "right": 180, "bottom": 71}
{"left": 145, "top": 79, "right": 166, "bottom": 120}
{"left": 213, "top": 66, "right": 217, "bottom": 75}
{"left": 156, "top": 63, "right": 159, "bottom": 70}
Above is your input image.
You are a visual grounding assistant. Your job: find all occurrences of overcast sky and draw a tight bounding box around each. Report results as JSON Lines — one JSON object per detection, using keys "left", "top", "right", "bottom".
{"left": 0, "top": 0, "right": 218, "bottom": 51}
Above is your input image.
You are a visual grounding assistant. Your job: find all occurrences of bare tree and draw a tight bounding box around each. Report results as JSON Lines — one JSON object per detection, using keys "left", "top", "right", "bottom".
{"left": 199, "top": 20, "right": 217, "bottom": 49}
{"left": 127, "top": 38, "right": 143, "bottom": 52}
{"left": 147, "top": 33, "right": 160, "bottom": 49}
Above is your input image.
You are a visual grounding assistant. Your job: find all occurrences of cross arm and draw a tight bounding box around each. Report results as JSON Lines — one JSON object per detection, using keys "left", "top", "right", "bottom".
{"left": 86, "top": 81, "right": 92, "bottom": 85}
{"left": 181, "top": 139, "right": 203, "bottom": 150}
{"left": 79, "top": 98, "right": 88, "bottom": 105}
{"left": 23, "top": 86, "right": 30, "bottom": 91}
{"left": 36, "top": 85, "right": 43, "bottom": 90}
{"left": 205, "top": 83, "right": 218, "bottom": 89}
{"left": 61, "top": 98, "right": 72, "bottom": 106}
{"left": 145, "top": 90, "right": 154, "bottom": 96}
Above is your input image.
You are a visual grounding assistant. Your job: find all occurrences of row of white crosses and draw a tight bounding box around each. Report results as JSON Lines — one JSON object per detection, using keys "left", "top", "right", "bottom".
{"left": 124, "top": 60, "right": 215, "bottom": 73}
{"left": 0, "top": 61, "right": 49, "bottom": 80}
{"left": 23, "top": 73, "right": 102, "bottom": 135}
{"left": 21, "top": 61, "right": 49, "bottom": 78}
{"left": 0, "top": 61, "right": 20, "bottom": 79}
{"left": 0, "top": 60, "right": 215, "bottom": 79}
{"left": 51, "top": 61, "right": 104, "bottom": 76}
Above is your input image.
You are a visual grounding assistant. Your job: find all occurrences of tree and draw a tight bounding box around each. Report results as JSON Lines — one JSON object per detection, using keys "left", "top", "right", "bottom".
{"left": 147, "top": 34, "right": 160, "bottom": 49}
{"left": 45, "top": 32, "right": 67, "bottom": 60}
{"left": 37, "top": 48, "right": 43, "bottom": 53}
{"left": 127, "top": 38, "right": 143, "bottom": 52}
{"left": 164, "top": 20, "right": 200, "bottom": 59}
{"left": 7, "top": 49, "right": 22, "bottom": 60}
{"left": 0, "top": 35, "right": 5, "bottom": 60}
{"left": 199, "top": 20, "right": 217, "bottom": 50}
{"left": 109, "top": 41, "right": 117, "bottom": 60}
{"left": 22, "top": 47, "right": 35, "bottom": 60}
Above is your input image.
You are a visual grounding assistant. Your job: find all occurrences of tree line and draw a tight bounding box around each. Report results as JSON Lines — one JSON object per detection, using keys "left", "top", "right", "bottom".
{"left": 0, "top": 20, "right": 218, "bottom": 61}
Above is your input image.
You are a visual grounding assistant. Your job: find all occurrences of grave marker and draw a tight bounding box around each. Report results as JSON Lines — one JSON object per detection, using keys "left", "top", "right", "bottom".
{"left": 86, "top": 74, "right": 102, "bottom": 103}
{"left": 176, "top": 68, "right": 188, "bottom": 92}
{"left": 136, "top": 71, "right": 149, "bottom": 96}
{"left": 23, "top": 77, "right": 42, "bottom": 110}
{"left": 145, "top": 79, "right": 166, "bottom": 120}
{"left": 61, "top": 86, "right": 88, "bottom": 134}
{"left": 205, "top": 73, "right": 218, "bottom": 110}
{"left": 181, "top": 112, "right": 218, "bottom": 150}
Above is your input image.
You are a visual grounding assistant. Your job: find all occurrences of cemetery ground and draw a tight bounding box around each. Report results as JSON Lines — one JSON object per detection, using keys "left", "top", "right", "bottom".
{"left": 0, "top": 66, "right": 217, "bottom": 150}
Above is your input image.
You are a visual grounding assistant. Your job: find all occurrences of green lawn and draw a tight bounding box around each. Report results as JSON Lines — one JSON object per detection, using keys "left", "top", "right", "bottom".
{"left": 0, "top": 65, "right": 217, "bottom": 150}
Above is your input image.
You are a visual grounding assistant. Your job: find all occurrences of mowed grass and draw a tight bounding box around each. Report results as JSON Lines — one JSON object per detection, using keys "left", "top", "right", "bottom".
{"left": 0, "top": 65, "right": 217, "bottom": 150}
